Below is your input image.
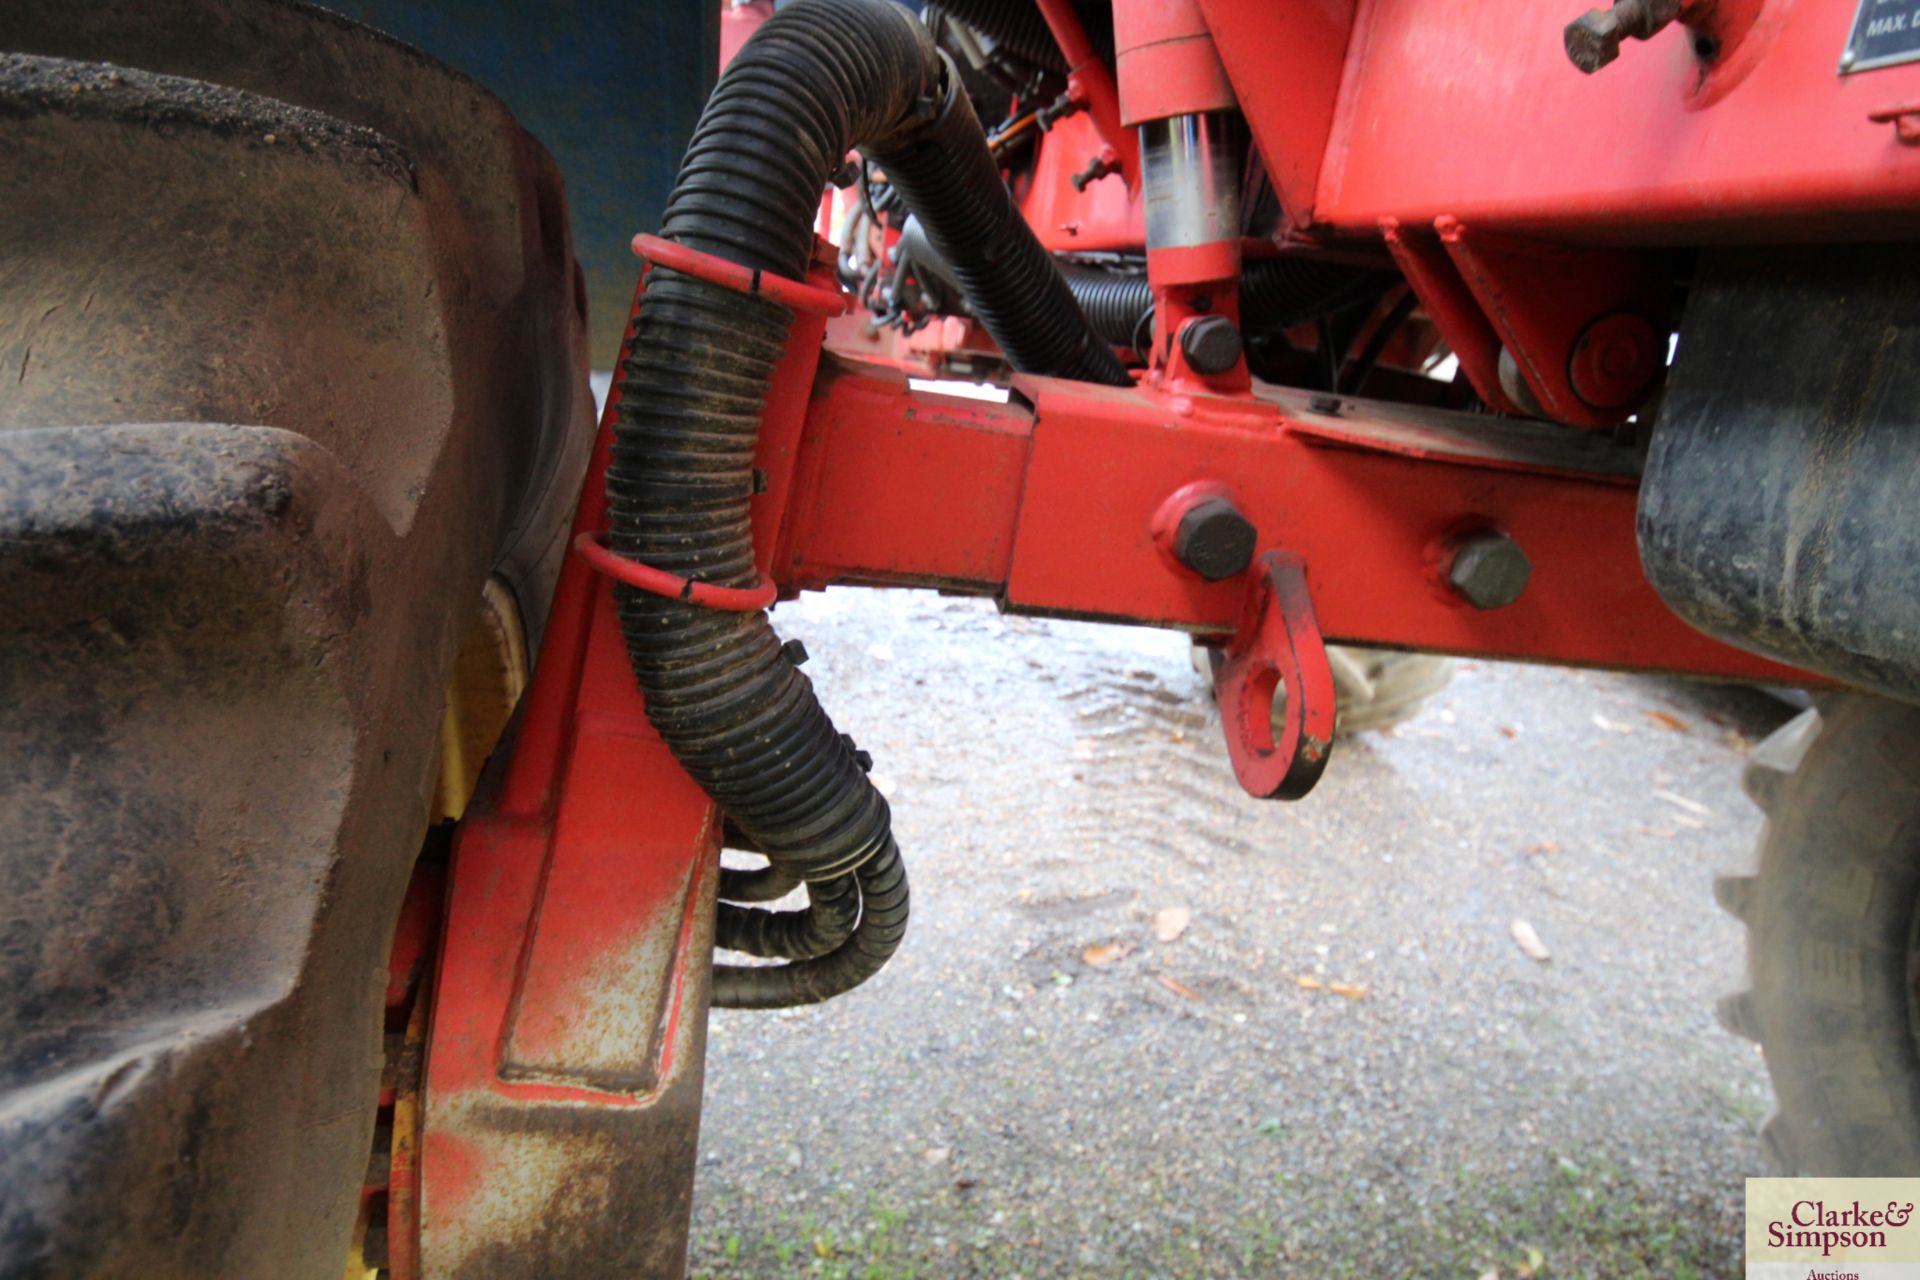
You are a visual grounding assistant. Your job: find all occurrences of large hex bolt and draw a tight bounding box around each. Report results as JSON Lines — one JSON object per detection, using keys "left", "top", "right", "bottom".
{"left": 1174, "top": 497, "right": 1258, "bottom": 581}
{"left": 1448, "top": 532, "right": 1532, "bottom": 609}
{"left": 1179, "top": 316, "right": 1243, "bottom": 376}
{"left": 1564, "top": 0, "right": 1681, "bottom": 72}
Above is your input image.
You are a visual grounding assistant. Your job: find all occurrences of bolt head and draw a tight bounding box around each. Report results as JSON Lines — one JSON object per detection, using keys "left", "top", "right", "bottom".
{"left": 1174, "top": 498, "right": 1258, "bottom": 582}
{"left": 1568, "top": 312, "right": 1661, "bottom": 410}
{"left": 1178, "top": 316, "right": 1243, "bottom": 376}
{"left": 1564, "top": 9, "right": 1624, "bottom": 73}
{"left": 1449, "top": 533, "right": 1532, "bottom": 610}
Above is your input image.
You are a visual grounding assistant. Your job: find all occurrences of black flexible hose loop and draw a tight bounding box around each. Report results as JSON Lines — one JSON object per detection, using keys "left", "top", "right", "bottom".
{"left": 1056, "top": 264, "right": 1155, "bottom": 350}
{"left": 612, "top": 0, "right": 1124, "bottom": 1008}
{"left": 718, "top": 863, "right": 800, "bottom": 903}
{"left": 1059, "top": 259, "right": 1390, "bottom": 350}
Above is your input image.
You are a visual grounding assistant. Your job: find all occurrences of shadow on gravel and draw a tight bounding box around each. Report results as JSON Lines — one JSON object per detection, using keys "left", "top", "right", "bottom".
{"left": 690, "top": 590, "right": 1791, "bottom": 1280}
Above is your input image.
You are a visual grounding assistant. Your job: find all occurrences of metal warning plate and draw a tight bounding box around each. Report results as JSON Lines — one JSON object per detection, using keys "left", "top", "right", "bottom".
{"left": 1841, "top": 0, "right": 1920, "bottom": 73}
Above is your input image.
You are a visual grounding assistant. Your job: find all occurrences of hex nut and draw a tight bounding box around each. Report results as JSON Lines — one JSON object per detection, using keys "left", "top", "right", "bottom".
{"left": 1174, "top": 497, "right": 1257, "bottom": 581}
{"left": 1563, "top": 0, "right": 1683, "bottom": 73}
{"left": 1179, "top": 316, "right": 1243, "bottom": 376}
{"left": 1449, "top": 533, "right": 1532, "bottom": 609}
{"left": 1564, "top": 8, "right": 1624, "bottom": 72}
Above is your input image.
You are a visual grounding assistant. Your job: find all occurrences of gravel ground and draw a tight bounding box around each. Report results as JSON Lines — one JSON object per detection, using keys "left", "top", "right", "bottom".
{"left": 687, "top": 588, "right": 1795, "bottom": 1280}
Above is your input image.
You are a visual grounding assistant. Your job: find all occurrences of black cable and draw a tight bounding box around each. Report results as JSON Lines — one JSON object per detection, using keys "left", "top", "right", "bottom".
{"left": 1340, "top": 288, "right": 1419, "bottom": 395}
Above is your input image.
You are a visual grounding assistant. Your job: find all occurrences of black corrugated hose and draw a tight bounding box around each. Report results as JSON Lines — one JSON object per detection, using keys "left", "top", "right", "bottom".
{"left": 611, "top": 0, "right": 1128, "bottom": 1009}
{"left": 1059, "top": 260, "right": 1391, "bottom": 350}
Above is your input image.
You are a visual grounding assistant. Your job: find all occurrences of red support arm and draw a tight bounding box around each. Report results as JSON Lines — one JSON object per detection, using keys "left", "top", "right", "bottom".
{"left": 776, "top": 350, "right": 1812, "bottom": 684}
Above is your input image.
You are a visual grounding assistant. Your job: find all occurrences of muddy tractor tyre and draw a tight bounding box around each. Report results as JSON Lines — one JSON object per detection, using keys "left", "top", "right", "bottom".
{"left": 0, "top": 5, "right": 593, "bottom": 1276}
{"left": 1717, "top": 698, "right": 1920, "bottom": 1174}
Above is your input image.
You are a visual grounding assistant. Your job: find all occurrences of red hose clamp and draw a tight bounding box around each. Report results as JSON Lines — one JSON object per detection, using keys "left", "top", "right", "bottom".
{"left": 574, "top": 531, "right": 777, "bottom": 613}
{"left": 631, "top": 233, "right": 851, "bottom": 317}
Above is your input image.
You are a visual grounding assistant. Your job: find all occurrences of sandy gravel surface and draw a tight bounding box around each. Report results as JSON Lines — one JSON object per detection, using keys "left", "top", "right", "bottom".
{"left": 687, "top": 588, "right": 1793, "bottom": 1279}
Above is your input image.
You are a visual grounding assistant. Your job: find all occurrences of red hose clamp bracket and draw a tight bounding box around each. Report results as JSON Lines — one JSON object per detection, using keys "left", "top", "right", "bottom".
{"left": 1212, "top": 551, "right": 1337, "bottom": 800}
{"left": 574, "top": 531, "right": 778, "bottom": 613}
{"left": 631, "top": 233, "right": 852, "bottom": 317}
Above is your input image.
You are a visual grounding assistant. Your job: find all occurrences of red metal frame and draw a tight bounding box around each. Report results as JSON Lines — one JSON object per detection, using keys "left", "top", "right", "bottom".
{"left": 1016, "top": 0, "right": 1920, "bottom": 429}
{"left": 408, "top": 257, "right": 1815, "bottom": 1277}
{"left": 774, "top": 350, "right": 1808, "bottom": 682}
{"left": 1023, "top": 111, "right": 1144, "bottom": 251}
{"left": 1191, "top": 0, "right": 1920, "bottom": 239}
{"left": 1036, "top": 0, "right": 1138, "bottom": 186}
{"left": 410, "top": 269, "right": 1816, "bottom": 1268}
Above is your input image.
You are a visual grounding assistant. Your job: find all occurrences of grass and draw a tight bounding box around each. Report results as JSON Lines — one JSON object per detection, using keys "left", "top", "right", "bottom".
{"left": 1233, "top": 1153, "right": 1735, "bottom": 1279}
{"left": 691, "top": 1153, "right": 1737, "bottom": 1279}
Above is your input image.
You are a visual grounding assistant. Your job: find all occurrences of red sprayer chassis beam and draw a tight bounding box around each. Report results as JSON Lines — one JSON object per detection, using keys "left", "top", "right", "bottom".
{"left": 772, "top": 347, "right": 1807, "bottom": 684}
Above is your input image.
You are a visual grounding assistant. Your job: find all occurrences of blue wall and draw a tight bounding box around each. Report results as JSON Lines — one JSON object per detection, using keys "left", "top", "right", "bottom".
{"left": 323, "top": 1, "right": 718, "bottom": 365}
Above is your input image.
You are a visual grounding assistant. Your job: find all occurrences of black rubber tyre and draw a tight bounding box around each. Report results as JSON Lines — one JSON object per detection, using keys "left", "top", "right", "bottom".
{"left": 0, "top": 6, "right": 592, "bottom": 1274}
{"left": 1716, "top": 697, "right": 1920, "bottom": 1173}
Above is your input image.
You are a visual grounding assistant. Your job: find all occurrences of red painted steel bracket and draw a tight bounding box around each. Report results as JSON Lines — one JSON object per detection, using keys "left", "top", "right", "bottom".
{"left": 1214, "top": 551, "right": 1338, "bottom": 799}
{"left": 1379, "top": 218, "right": 1519, "bottom": 414}
{"left": 1190, "top": 0, "right": 1355, "bottom": 227}
{"left": 1037, "top": 0, "right": 1139, "bottom": 188}
{"left": 416, "top": 400, "right": 723, "bottom": 1274}
{"left": 417, "top": 418, "right": 723, "bottom": 1277}
{"left": 407, "top": 260, "right": 770, "bottom": 1278}
{"left": 1437, "top": 218, "right": 1670, "bottom": 429}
